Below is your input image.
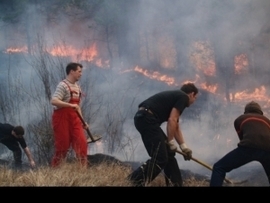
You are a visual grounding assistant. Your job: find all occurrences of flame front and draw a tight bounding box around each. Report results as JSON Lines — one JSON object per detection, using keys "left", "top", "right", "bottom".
{"left": 134, "top": 66, "right": 176, "bottom": 86}
{"left": 231, "top": 86, "right": 270, "bottom": 107}
{"left": 190, "top": 41, "right": 216, "bottom": 76}
{"left": 4, "top": 46, "right": 28, "bottom": 53}
{"left": 4, "top": 40, "right": 270, "bottom": 108}
{"left": 49, "top": 43, "right": 98, "bottom": 61}
{"left": 234, "top": 54, "right": 248, "bottom": 74}
{"left": 4, "top": 43, "right": 109, "bottom": 68}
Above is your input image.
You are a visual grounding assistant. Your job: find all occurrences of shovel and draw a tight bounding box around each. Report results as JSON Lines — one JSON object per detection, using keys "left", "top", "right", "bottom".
{"left": 76, "top": 111, "right": 102, "bottom": 143}
{"left": 176, "top": 149, "right": 248, "bottom": 185}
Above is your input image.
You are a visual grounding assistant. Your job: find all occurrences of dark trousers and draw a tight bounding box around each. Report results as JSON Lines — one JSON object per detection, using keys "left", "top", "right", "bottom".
{"left": 127, "top": 110, "right": 182, "bottom": 186}
{"left": 13, "top": 149, "right": 22, "bottom": 168}
{"left": 210, "top": 146, "right": 270, "bottom": 186}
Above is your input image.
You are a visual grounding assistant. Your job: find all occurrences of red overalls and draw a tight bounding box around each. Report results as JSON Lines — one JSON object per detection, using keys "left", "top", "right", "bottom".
{"left": 51, "top": 80, "right": 88, "bottom": 167}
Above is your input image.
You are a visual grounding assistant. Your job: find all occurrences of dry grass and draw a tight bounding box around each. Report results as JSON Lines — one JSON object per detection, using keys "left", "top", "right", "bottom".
{"left": 0, "top": 161, "right": 209, "bottom": 187}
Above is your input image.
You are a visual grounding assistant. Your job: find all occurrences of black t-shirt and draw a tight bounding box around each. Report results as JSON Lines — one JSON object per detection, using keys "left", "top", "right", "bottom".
{"left": 0, "top": 123, "right": 27, "bottom": 149}
{"left": 139, "top": 90, "right": 189, "bottom": 123}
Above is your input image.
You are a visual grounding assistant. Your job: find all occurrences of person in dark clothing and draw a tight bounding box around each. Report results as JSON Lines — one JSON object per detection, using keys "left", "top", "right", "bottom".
{"left": 0, "top": 123, "right": 36, "bottom": 169}
{"left": 210, "top": 101, "right": 270, "bottom": 186}
{"left": 127, "top": 82, "right": 199, "bottom": 187}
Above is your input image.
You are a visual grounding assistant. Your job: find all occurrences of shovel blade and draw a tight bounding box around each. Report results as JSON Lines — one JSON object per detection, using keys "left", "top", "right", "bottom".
{"left": 87, "top": 134, "right": 102, "bottom": 143}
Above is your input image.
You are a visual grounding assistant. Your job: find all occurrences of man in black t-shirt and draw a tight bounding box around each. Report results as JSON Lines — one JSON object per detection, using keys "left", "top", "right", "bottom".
{"left": 127, "top": 82, "right": 199, "bottom": 186}
{"left": 0, "top": 123, "right": 36, "bottom": 169}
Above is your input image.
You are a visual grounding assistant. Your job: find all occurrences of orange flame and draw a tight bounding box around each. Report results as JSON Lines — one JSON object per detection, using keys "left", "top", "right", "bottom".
{"left": 190, "top": 41, "right": 216, "bottom": 76}
{"left": 200, "top": 82, "right": 218, "bottom": 94}
{"left": 48, "top": 43, "right": 98, "bottom": 61}
{"left": 231, "top": 86, "right": 270, "bottom": 105}
{"left": 134, "top": 66, "right": 176, "bottom": 86}
{"left": 4, "top": 43, "right": 109, "bottom": 68}
{"left": 4, "top": 41, "right": 270, "bottom": 109}
{"left": 4, "top": 46, "right": 28, "bottom": 53}
{"left": 234, "top": 54, "right": 248, "bottom": 74}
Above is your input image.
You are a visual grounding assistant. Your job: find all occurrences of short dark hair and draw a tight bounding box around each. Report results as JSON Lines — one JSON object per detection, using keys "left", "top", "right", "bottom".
{"left": 66, "top": 62, "right": 83, "bottom": 75}
{"left": 180, "top": 82, "right": 199, "bottom": 95}
{"left": 13, "top": 126, "right": 24, "bottom": 138}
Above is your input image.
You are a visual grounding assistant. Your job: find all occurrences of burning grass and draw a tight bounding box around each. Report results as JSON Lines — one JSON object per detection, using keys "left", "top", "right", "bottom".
{"left": 0, "top": 161, "right": 209, "bottom": 187}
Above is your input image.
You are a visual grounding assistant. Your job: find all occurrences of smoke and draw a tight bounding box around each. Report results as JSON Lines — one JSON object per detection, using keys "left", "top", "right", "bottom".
{"left": 1, "top": 0, "right": 270, "bottom": 180}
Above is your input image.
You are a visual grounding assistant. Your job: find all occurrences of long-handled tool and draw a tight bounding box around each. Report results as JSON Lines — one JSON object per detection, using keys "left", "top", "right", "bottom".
{"left": 176, "top": 149, "right": 247, "bottom": 185}
{"left": 76, "top": 111, "right": 102, "bottom": 143}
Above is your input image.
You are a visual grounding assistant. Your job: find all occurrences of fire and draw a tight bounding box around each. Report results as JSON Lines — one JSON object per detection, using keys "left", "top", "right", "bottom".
{"left": 134, "top": 66, "right": 218, "bottom": 94}
{"left": 48, "top": 43, "right": 99, "bottom": 63}
{"left": 4, "top": 46, "right": 28, "bottom": 53}
{"left": 4, "top": 41, "right": 270, "bottom": 109}
{"left": 134, "top": 66, "right": 176, "bottom": 86}
{"left": 200, "top": 82, "right": 218, "bottom": 94}
{"left": 234, "top": 54, "right": 248, "bottom": 74}
{"left": 134, "top": 65, "right": 270, "bottom": 108}
{"left": 231, "top": 86, "right": 270, "bottom": 106}
{"left": 3, "top": 43, "right": 109, "bottom": 68}
{"left": 190, "top": 41, "right": 216, "bottom": 76}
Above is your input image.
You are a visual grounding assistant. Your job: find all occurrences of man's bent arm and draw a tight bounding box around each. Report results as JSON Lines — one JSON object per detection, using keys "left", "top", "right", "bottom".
{"left": 167, "top": 108, "right": 185, "bottom": 144}
{"left": 23, "top": 147, "right": 36, "bottom": 168}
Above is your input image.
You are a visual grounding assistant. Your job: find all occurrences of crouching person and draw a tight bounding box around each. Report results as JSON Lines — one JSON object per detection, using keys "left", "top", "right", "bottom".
{"left": 0, "top": 123, "right": 36, "bottom": 170}
{"left": 210, "top": 101, "right": 270, "bottom": 186}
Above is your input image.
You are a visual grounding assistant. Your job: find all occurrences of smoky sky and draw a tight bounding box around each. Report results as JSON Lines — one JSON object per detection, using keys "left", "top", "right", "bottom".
{"left": 1, "top": 0, "right": 270, "bottom": 181}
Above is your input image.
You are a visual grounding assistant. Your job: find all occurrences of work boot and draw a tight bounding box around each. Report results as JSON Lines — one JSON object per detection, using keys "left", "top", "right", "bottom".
{"left": 127, "top": 169, "right": 146, "bottom": 187}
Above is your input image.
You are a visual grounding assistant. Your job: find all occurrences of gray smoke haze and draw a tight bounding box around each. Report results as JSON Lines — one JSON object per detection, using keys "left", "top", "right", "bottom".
{"left": 1, "top": 1, "right": 270, "bottom": 182}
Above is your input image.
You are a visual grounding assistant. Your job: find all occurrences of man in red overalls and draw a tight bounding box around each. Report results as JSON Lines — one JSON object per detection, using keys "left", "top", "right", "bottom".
{"left": 50, "top": 62, "right": 88, "bottom": 167}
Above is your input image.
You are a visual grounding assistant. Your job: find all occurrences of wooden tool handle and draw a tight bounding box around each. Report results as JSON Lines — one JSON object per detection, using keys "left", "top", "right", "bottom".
{"left": 75, "top": 111, "right": 95, "bottom": 141}
{"left": 176, "top": 149, "right": 233, "bottom": 184}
